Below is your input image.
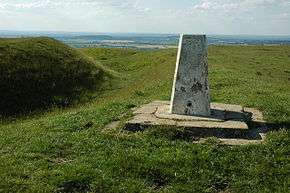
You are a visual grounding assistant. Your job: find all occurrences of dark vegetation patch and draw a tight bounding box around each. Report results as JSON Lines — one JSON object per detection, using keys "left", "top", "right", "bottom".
{"left": 256, "top": 71, "right": 262, "bottom": 76}
{"left": 0, "top": 37, "right": 107, "bottom": 116}
{"left": 57, "top": 179, "right": 92, "bottom": 193}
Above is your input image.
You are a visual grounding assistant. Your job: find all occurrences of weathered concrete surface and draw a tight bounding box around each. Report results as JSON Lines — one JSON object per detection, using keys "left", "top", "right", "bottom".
{"left": 170, "top": 34, "right": 210, "bottom": 117}
{"left": 157, "top": 102, "right": 247, "bottom": 122}
{"left": 125, "top": 101, "right": 266, "bottom": 141}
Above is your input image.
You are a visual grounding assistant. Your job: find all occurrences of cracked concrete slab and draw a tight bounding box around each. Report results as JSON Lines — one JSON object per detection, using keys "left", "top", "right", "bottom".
{"left": 124, "top": 101, "right": 266, "bottom": 144}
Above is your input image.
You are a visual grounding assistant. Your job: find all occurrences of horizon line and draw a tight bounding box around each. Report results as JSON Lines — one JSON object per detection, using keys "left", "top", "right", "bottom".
{"left": 1, "top": 29, "right": 290, "bottom": 37}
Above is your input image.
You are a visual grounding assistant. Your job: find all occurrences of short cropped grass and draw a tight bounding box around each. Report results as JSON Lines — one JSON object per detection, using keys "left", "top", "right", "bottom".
{"left": 0, "top": 45, "right": 289, "bottom": 193}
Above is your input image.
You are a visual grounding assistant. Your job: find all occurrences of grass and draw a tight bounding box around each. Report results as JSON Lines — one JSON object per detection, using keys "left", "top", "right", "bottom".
{"left": 0, "top": 37, "right": 107, "bottom": 116}
{"left": 0, "top": 45, "right": 290, "bottom": 193}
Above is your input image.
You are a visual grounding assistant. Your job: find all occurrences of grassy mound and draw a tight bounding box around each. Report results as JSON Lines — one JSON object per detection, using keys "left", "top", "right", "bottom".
{"left": 0, "top": 37, "right": 106, "bottom": 115}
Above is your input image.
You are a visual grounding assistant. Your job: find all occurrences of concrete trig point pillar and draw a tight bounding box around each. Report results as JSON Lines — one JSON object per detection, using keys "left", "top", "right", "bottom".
{"left": 170, "top": 34, "right": 210, "bottom": 117}
{"left": 126, "top": 33, "right": 263, "bottom": 141}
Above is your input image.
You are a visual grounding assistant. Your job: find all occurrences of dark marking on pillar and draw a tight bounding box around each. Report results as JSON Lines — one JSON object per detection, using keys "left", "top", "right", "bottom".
{"left": 187, "top": 101, "right": 193, "bottom": 107}
{"left": 191, "top": 82, "right": 203, "bottom": 93}
{"left": 184, "top": 108, "right": 189, "bottom": 115}
{"left": 205, "top": 81, "right": 208, "bottom": 91}
{"left": 180, "top": 87, "right": 186, "bottom": 92}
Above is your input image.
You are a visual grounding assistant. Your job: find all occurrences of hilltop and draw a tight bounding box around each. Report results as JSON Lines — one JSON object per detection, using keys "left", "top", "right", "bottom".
{"left": 0, "top": 45, "right": 289, "bottom": 192}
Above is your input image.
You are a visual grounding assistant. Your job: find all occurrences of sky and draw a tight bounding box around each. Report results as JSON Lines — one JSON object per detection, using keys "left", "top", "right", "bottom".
{"left": 0, "top": 0, "right": 290, "bottom": 35}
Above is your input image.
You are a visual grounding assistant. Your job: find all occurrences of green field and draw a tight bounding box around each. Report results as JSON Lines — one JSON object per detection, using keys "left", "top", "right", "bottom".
{"left": 0, "top": 45, "right": 290, "bottom": 193}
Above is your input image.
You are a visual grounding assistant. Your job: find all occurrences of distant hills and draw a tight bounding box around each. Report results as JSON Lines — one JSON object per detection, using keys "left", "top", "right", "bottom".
{"left": 1, "top": 31, "right": 290, "bottom": 49}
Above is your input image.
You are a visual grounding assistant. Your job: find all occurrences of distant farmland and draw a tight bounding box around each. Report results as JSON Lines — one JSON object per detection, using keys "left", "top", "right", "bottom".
{"left": 1, "top": 31, "right": 290, "bottom": 48}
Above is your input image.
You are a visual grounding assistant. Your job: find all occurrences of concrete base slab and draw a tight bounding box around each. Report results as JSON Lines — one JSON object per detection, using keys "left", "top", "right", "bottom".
{"left": 125, "top": 101, "right": 266, "bottom": 142}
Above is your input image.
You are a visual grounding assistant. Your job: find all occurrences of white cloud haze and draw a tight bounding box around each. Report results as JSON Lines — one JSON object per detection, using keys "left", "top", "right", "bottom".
{"left": 0, "top": 0, "right": 290, "bottom": 35}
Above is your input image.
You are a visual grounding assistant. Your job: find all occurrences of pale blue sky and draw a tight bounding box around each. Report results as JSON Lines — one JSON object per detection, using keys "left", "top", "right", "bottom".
{"left": 0, "top": 0, "right": 290, "bottom": 35}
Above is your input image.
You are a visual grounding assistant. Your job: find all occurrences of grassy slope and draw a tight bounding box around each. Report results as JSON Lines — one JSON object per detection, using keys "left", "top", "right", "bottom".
{"left": 0, "top": 37, "right": 106, "bottom": 116}
{"left": 0, "top": 46, "right": 289, "bottom": 193}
